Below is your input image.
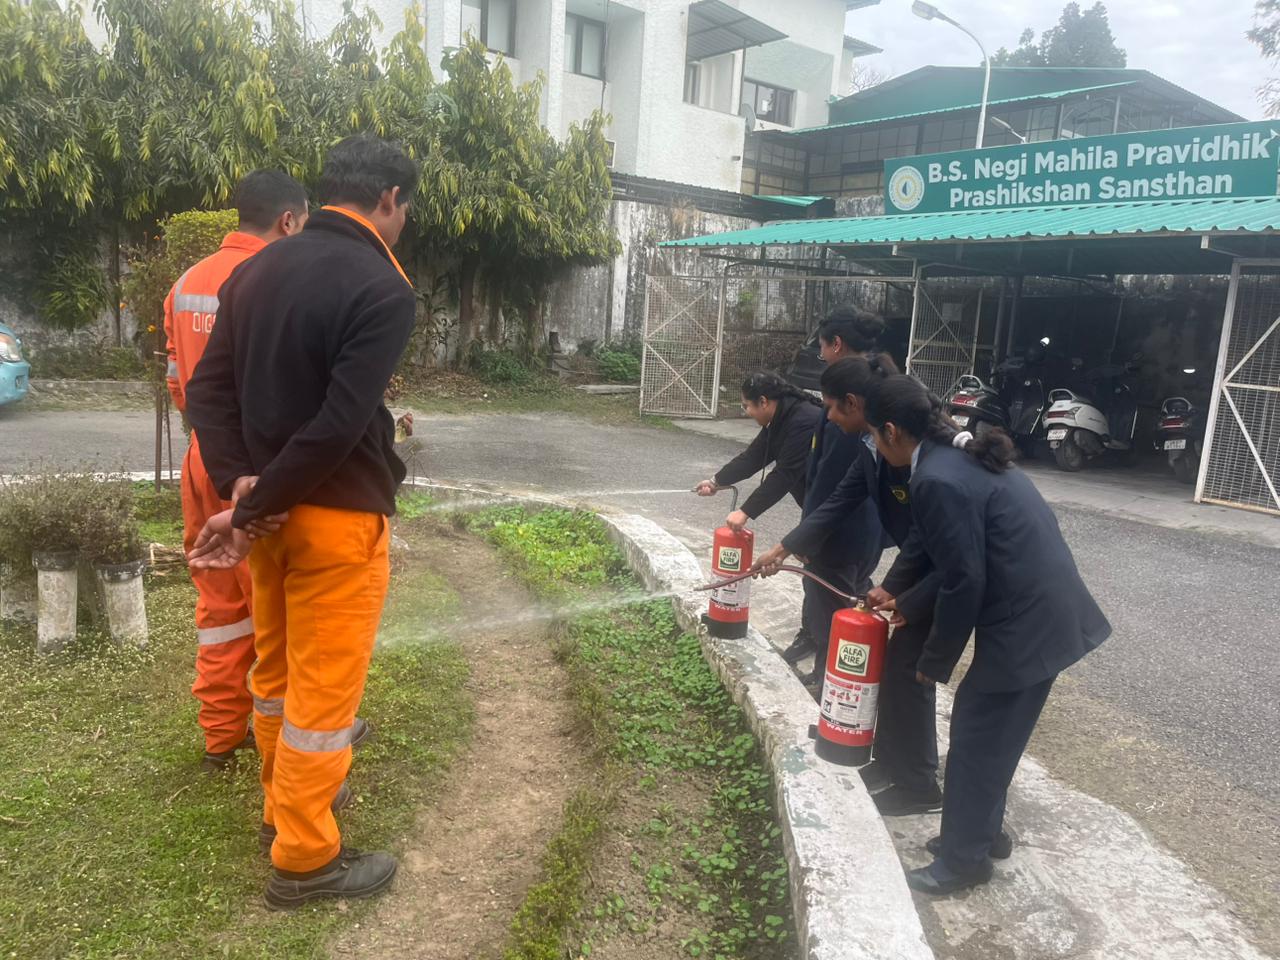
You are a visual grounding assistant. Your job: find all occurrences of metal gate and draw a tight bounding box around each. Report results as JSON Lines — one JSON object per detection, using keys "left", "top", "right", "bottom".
{"left": 640, "top": 275, "right": 724, "bottom": 418}
{"left": 906, "top": 274, "right": 986, "bottom": 398}
{"left": 1197, "top": 261, "right": 1280, "bottom": 515}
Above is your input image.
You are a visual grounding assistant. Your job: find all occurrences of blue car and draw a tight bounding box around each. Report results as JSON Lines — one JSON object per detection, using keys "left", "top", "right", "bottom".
{"left": 0, "top": 322, "right": 31, "bottom": 406}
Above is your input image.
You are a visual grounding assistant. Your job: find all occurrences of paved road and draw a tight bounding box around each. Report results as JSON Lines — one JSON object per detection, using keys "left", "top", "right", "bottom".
{"left": 3, "top": 402, "right": 1278, "bottom": 952}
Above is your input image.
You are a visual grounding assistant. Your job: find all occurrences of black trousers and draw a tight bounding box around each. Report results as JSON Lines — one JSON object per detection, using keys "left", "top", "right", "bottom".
{"left": 802, "top": 563, "right": 872, "bottom": 666}
{"left": 873, "top": 618, "right": 939, "bottom": 794}
{"left": 939, "top": 674, "right": 1056, "bottom": 870}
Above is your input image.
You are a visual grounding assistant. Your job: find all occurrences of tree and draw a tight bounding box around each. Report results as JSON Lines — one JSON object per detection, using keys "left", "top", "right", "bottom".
{"left": 847, "top": 62, "right": 889, "bottom": 95}
{"left": 0, "top": 0, "right": 617, "bottom": 364}
{"left": 1249, "top": 0, "right": 1280, "bottom": 116}
{"left": 991, "top": 3, "right": 1127, "bottom": 68}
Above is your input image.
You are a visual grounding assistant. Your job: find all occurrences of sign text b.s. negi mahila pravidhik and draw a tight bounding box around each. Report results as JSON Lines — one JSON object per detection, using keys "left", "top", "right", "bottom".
{"left": 883, "top": 122, "right": 1280, "bottom": 214}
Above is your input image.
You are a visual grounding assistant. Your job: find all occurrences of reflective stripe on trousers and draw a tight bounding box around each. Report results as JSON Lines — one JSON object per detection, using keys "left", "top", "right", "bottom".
{"left": 282, "top": 718, "right": 359, "bottom": 752}
{"left": 197, "top": 616, "right": 254, "bottom": 646}
{"left": 253, "top": 695, "right": 284, "bottom": 717}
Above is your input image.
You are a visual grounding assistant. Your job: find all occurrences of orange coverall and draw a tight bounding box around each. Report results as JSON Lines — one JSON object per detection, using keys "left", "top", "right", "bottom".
{"left": 164, "top": 232, "right": 266, "bottom": 755}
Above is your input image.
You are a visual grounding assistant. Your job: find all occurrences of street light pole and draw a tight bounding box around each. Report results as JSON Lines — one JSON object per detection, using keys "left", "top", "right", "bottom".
{"left": 911, "top": 1, "right": 992, "bottom": 149}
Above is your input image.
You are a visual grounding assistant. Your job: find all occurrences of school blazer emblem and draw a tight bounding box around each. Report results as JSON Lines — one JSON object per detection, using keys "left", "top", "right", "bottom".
{"left": 891, "top": 485, "right": 910, "bottom": 504}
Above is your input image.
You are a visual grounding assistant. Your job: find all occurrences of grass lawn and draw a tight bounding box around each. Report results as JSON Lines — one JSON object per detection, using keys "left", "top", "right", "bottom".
{"left": 0, "top": 493, "right": 472, "bottom": 960}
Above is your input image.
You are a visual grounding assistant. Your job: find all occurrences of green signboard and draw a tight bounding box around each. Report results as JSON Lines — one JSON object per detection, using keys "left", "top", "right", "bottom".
{"left": 883, "top": 121, "right": 1280, "bottom": 215}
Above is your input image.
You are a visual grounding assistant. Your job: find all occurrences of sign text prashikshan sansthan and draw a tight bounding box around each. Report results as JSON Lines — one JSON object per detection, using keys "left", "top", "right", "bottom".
{"left": 883, "top": 122, "right": 1280, "bottom": 214}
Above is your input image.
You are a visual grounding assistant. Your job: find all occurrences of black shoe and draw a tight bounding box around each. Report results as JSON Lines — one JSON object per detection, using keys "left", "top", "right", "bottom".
{"left": 200, "top": 730, "right": 256, "bottom": 774}
{"left": 779, "top": 630, "right": 814, "bottom": 665}
{"left": 265, "top": 847, "right": 398, "bottom": 909}
{"left": 858, "top": 760, "right": 893, "bottom": 793}
{"left": 258, "top": 782, "right": 356, "bottom": 858}
{"left": 926, "top": 830, "right": 1014, "bottom": 860}
{"left": 350, "top": 717, "right": 371, "bottom": 749}
{"left": 905, "top": 857, "right": 993, "bottom": 896}
{"left": 873, "top": 783, "right": 943, "bottom": 816}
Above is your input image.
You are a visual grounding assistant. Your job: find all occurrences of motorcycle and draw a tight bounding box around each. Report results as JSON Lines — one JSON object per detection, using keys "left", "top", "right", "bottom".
{"left": 1044, "top": 356, "right": 1142, "bottom": 472}
{"left": 947, "top": 346, "right": 1051, "bottom": 454}
{"left": 946, "top": 373, "right": 1008, "bottom": 437}
{"left": 1153, "top": 373, "right": 1206, "bottom": 484}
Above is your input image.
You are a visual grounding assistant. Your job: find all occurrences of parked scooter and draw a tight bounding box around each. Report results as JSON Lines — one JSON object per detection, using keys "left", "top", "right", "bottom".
{"left": 1153, "top": 369, "right": 1206, "bottom": 484}
{"left": 947, "top": 344, "right": 1051, "bottom": 454}
{"left": 1044, "top": 355, "right": 1142, "bottom": 472}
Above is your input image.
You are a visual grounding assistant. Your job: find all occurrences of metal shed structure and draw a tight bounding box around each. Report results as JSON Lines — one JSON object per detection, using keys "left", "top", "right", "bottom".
{"left": 649, "top": 196, "right": 1280, "bottom": 517}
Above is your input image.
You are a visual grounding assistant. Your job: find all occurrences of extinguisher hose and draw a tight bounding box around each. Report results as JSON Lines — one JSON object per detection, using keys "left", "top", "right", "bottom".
{"left": 694, "top": 563, "right": 866, "bottom": 607}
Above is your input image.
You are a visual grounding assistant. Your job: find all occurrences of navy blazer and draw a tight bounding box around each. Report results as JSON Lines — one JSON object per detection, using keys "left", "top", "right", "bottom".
{"left": 714, "top": 394, "right": 822, "bottom": 519}
{"left": 909, "top": 440, "right": 1111, "bottom": 691}
{"left": 800, "top": 413, "right": 883, "bottom": 575}
{"left": 785, "top": 449, "right": 939, "bottom": 625}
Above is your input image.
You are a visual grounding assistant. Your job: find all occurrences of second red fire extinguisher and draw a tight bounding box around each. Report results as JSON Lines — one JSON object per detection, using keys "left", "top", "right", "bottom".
{"left": 814, "top": 606, "right": 888, "bottom": 766}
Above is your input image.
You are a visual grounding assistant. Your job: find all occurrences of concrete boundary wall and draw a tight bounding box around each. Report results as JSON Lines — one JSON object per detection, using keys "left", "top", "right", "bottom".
{"left": 402, "top": 479, "right": 935, "bottom": 960}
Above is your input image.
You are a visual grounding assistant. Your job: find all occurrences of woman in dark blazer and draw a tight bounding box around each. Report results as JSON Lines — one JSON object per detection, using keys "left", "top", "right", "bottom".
{"left": 863, "top": 375, "right": 1111, "bottom": 895}
{"left": 694, "top": 372, "right": 822, "bottom": 528}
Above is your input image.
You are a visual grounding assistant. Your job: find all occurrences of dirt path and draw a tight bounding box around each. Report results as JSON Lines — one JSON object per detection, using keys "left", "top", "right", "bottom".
{"left": 330, "top": 526, "right": 585, "bottom": 960}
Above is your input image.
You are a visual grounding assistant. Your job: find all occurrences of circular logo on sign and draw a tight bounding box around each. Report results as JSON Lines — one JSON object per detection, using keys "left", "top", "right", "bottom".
{"left": 888, "top": 165, "right": 925, "bottom": 212}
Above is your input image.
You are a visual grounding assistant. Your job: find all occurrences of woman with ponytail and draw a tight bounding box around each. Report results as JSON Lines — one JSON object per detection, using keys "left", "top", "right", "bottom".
{"left": 863, "top": 375, "right": 1111, "bottom": 895}
{"left": 694, "top": 371, "right": 822, "bottom": 530}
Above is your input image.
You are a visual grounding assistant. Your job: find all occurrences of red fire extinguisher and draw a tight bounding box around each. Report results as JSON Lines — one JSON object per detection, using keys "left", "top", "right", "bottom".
{"left": 703, "top": 486, "right": 753, "bottom": 639}
{"left": 814, "top": 606, "right": 888, "bottom": 766}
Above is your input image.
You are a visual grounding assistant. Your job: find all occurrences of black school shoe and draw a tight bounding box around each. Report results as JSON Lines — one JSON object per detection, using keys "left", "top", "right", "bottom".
{"left": 927, "top": 830, "right": 1014, "bottom": 860}
{"left": 200, "top": 729, "right": 257, "bottom": 774}
{"left": 265, "top": 847, "right": 398, "bottom": 910}
{"left": 858, "top": 760, "right": 893, "bottom": 793}
{"left": 259, "top": 782, "right": 355, "bottom": 857}
{"left": 872, "top": 782, "right": 944, "bottom": 816}
{"left": 779, "top": 629, "right": 814, "bottom": 665}
{"left": 905, "top": 857, "right": 994, "bottom": 896}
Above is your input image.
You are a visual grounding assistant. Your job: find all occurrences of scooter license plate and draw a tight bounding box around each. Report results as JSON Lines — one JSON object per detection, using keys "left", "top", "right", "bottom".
{"left": 1047, "top": 428, "right": 1068, "bottom": 441}
{"left": 1164, "top": 438, "right": 1187, "bottom": 451}
{"left": 953, "top": 415, "right": 970, "bottom": 428}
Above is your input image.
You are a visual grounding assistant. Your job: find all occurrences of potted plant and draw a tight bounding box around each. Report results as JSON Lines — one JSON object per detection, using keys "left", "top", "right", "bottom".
{"left": 19, "top": 473, "right": 87, "bottom": 655}
{"left": 0, "top": 479, "right": 37, "bottom": 623}
{"left": 76, "top": 477, "right": 148, "bottom": 648}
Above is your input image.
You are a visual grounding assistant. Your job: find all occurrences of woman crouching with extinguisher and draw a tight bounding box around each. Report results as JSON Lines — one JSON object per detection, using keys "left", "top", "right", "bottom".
{"left": 864, "top": 375, "right": 1111, "bottom": 895}
{"left": 694, "top": 372, "right": 822, "bottom": 530}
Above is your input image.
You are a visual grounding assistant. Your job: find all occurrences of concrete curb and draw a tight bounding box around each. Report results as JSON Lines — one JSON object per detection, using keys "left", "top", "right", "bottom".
{"left": 30, "top": 379, "right": 152, "bottom": 396}
{"left": 405, "top": 478, "right": 935, "bottom": 960}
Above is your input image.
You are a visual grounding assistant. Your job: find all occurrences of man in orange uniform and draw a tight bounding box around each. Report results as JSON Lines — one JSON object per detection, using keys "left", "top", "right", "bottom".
{"left": 186, "top": 136, "right": 419, "bottom": 907}
{"left": 164, "top": 171, "right": 309, "bottom": 773}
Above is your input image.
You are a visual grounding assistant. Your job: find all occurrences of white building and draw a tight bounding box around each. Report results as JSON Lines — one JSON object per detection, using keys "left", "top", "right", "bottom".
{"left": 300, "top": 0, "right": 875, "bottom": 193}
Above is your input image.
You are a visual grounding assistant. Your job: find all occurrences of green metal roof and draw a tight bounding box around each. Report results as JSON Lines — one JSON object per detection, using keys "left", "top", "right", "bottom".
{"left": 786, "top": 81, "right": 1135, "bottom": 136}
{"left": 662, "top": 197, "right": 1280, "bottom": 249}
{"left": 752, "top": 194, "right": 828, "bottom": 207}
{"left": 817, "top": 66, "right": 1242, "bottom": 131}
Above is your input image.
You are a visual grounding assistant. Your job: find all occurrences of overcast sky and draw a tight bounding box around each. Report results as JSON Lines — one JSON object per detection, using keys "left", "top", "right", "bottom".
{"left": 844, "top": 0, "right": 1270, "bottom": 120}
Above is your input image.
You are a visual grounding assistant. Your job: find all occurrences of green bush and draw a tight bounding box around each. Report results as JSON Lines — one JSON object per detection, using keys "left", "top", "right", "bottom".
{"left": 594, "top": 346, "right": 641, "bottom": 384}
{"left": 26, "top": 343, "right": 149, "bottom": 381}
{"left": 123, "top": 209, "right": 240, "bottom": 341}
{"left": 469, "top": 347, "right": 534, "bottom": 386}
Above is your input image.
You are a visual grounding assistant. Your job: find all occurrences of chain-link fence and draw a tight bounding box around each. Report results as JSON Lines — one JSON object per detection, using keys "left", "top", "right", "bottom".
{"left": 639, "top": 275, "right": 723, "bottom": 418}
{"left": 1199, "top": 264, "right": 1280, "bottom": 515}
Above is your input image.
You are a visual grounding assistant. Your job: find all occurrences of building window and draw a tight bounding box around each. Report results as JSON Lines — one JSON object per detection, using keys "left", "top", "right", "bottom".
{"left": 462, "top": 0, "right": 515, "bottom": 57}
{"left": 742, "top": 78, "right": 795, "bottom": 127}
{"left": 565, "top": 13, "right": 605, "bottom": 79}
{"left": 683, "top": 61, "right": 700, "bottom": 104}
